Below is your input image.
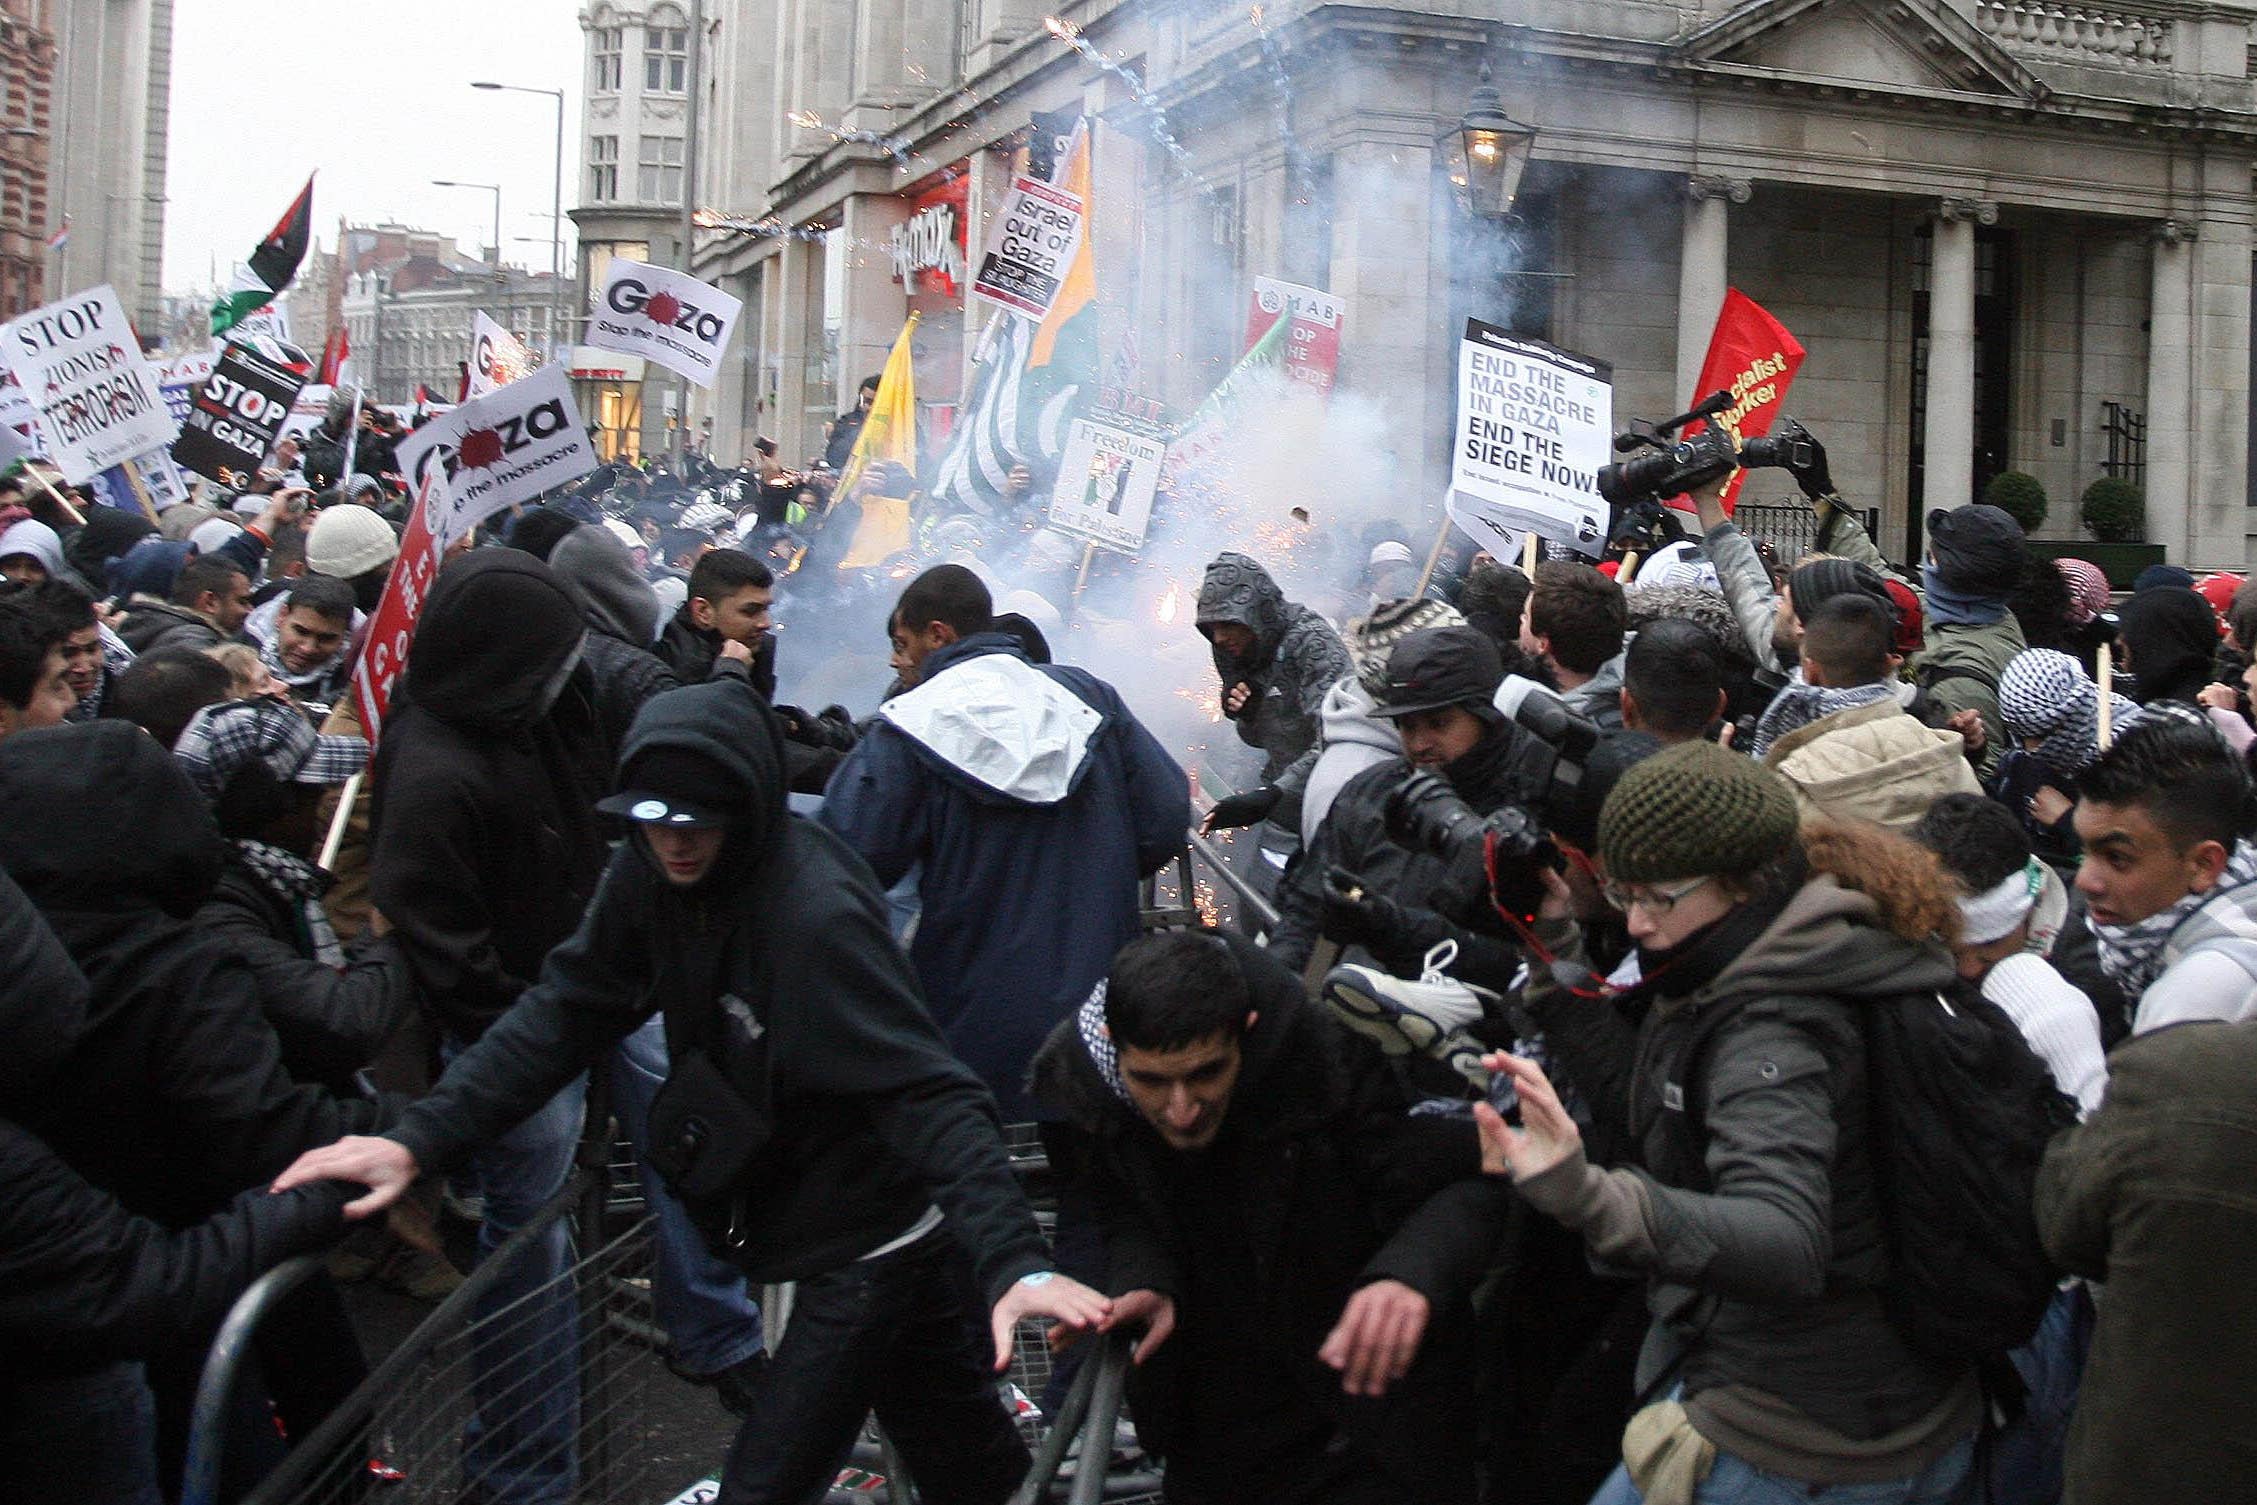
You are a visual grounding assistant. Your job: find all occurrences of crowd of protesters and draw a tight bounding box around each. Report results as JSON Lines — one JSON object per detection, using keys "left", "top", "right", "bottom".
{"left": 1, "top": 394, "right": 2252, "bottom": 1505}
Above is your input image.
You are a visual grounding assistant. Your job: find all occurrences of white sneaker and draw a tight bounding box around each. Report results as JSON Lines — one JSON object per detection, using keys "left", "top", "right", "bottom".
{"left": 1323, "top": 939, "right": 1497, "bottom": 1089}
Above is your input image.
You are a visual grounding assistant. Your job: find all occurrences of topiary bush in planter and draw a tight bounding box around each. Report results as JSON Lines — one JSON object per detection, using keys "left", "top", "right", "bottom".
{"left": 2081, "top": 477, "right": 2146, "bottom": 543}
{"left": 1983, "top": 471, "right": 2049, "bottom": 534}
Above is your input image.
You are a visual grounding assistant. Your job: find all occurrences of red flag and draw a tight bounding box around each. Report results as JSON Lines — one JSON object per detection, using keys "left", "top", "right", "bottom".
{"left": 1678, "top": 289, "right": 1805, "bottom": 515}
{"left": 317, "top": 326, "right": 350, "bottom": 387}
{"left": 350, "top": 474, "right": 442, "bottom": 742}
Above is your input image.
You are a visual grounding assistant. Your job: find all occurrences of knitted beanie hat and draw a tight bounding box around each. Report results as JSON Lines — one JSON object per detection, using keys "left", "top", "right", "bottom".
{"left": 307, "top": 504, "right": 401, "bottom": 580}
{"left": 1789, "top": 557, "right": 1891, "bottom": 619}
{"left": 1598, "top": 739, "right": 1800, "bottom": 884}
{"left": 1344, "top": 597, "right": 1467, "bottom": 694}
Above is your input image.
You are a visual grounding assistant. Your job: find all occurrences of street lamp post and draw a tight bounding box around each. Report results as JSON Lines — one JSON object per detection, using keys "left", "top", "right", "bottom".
{"left": 472, "top": 82, "right": 568, "bottom": 362}
{"left": 432, "top": 180, "right": 503, "bottom": 268}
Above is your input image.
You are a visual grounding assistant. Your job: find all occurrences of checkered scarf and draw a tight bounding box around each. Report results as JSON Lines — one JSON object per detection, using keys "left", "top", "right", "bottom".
{"left": 234, "top": 839, "right": 344, "bottom": 967}
{"left": 173, "top": 696, "right": 368, "bottom": 801}
{"left": 1749, "top": 680, "right": 1896, "bottom": 758}
{"left": 1077, "top": 980, "right": 1131, "bottom": 1105}
{"left": 258, "top": 630, "right": 349, "bottom": 699}
{"left": 1999, "top": 649, "right": 2146, "bottom": 779}
{"left": 2092, "top": 839, "right": 2257, "bottom": 995}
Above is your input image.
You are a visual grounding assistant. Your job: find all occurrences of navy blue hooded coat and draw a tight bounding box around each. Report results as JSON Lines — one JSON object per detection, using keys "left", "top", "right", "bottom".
{"left": 820, "top": 633, "right": 1189, "bottom": 1120}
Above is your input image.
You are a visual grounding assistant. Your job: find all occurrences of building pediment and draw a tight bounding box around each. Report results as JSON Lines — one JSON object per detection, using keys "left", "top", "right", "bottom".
{"left": 1676, "top": 0, "right": 2052, "bottom": 103}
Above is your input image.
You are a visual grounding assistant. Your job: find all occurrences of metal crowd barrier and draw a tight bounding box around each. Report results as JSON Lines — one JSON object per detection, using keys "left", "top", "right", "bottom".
{"left": 188, "top": 1177, "right": 660, "bottom": 1505}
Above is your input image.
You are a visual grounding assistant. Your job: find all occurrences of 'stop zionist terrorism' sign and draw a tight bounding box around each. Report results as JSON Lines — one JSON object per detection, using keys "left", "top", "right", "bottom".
{"left": 585, "top": 260, "right": 743, "bottom": 389}
{"left": 1447, "top": 320, "right": 1613, "bottom": 559}
{"left": 1, "top": 284, "right": 178, "bottom": 484}
{"left": 972, "top": 176, "right": 1085, "bottom": 322}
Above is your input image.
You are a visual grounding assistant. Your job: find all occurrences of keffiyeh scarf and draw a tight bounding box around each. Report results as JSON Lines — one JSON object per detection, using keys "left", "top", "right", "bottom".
{"left": 1078, "top": 980, "right": 1131, "bottom": 1105}
{"left": 1749, "top": 680, "right": 1896, "bottom": 758}
{"left": 237, "top": 839, "right": 344, "bottom": 968}
{"left": 2091, "top": 839, "right": 2257, "bottom": 995}
{"left": 1999, "top": 649, "right": 2146, "bottom": 779}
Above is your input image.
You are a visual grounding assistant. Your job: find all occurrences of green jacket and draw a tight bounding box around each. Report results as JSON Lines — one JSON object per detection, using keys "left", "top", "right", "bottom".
{"left": 2036, "top": 1018, "right": 2257, "bottom": 1504}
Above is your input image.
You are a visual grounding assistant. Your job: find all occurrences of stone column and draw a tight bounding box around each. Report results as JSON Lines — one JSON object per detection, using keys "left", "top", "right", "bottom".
{"left": 771, "top": 236, "right": 815, "bottom": 462}
{"left": 2145, "top": 218, "right": 2196, "bottom": 559}
{"left": 1921, "top": 198, "right": 1994, "bottom": 514}
{"left": 1331, "top": 137, "right": 1445, "bottom": 495}
{"left": 2190, "top": 219, "right": 2252, "bottom": 565}
{"left": 837, "top": 192, "right": 915, "bottom": 410}
{"left": 1675, "top": 176, "right": 1748, "bottom": 404}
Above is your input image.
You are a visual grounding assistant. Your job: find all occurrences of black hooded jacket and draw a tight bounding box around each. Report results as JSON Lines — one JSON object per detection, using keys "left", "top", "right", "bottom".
{"left": 548, "top": 524, "right": 684, "bottom": 763}
{"left": 0, "top": 723, "right": 382, "bottom": 1230}
{"left": 1195, "top": 553, "right": 1352, "bottom": 818}
{"left": 383, "top": 675, "right": 1053, "bottom": 1304}
{"left": 1028, "top": 937, "right": 1502, "bottom": 1501}
{"left": 371, "top": 551, "right": 611, "bottom": 1042}
{"left": 0, "top": 867, "right": 351, "bottom": 1379}
{"left": 2118, "top": 586, "right": 2219, "bottom": 708}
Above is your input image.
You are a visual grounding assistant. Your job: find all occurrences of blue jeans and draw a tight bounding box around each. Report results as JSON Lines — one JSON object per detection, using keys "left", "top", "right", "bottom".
{"left": 613, "top": 1017, "right": 766, "bottom": 1375}
{"left": 1984, "top": 1285, "right": 2093, "bottom": 1505}
{"left": 1589, "top": 1434, "right": 1975, "bottom": 1505}
{"left": 447, "top": 1042, "right": 584, "bottom": 1505}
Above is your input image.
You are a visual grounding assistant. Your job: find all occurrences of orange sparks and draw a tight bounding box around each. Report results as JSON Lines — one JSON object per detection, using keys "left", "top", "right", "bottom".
{"left": 1043, "top": 15, "right": 1080, "bottom": 41}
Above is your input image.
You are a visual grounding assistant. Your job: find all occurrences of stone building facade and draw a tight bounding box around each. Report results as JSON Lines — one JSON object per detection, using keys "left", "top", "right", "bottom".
{"left": 46, "top": 0, "right": 171, "bottom": 331}
{"left": 567, "top": 1, "right": 700, "bottom": 461}
{"left": 0, "top": 0, "right": 55, "bottom": 323}
{"left": 687, "top": 0, "right": 2257, "bottom": 566}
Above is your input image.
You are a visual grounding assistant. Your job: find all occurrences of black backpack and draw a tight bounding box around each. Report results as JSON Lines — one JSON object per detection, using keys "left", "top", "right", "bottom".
{"left": 1670, "top": 978, "right": 2078, "bottom": 1365}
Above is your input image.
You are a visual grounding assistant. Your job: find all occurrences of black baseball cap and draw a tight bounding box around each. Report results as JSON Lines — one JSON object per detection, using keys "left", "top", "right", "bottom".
{"left": 595, "top": 746, "right": 734, "bottom": 830}
{"left": 1372, "top": 626, "right": 1506, "bottom": 720}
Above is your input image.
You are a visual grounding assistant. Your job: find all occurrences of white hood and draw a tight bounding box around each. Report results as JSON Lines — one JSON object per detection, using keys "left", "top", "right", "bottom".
{"left": 881, "top": 650, "right": 1101, "bottom": 804}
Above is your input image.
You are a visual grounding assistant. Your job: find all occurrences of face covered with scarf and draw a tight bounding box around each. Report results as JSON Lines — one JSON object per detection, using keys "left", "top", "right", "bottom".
{"left": 1998, "top": 648, "right": 2146, "bottom": 781}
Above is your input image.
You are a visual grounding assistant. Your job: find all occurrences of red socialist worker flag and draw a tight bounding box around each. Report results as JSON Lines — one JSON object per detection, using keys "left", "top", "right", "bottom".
{"left": 1680, "top": 289, "right": 1806, "bottom": 514}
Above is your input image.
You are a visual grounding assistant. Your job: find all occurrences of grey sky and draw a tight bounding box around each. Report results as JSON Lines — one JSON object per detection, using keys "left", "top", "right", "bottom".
{"left": 162, "top": 0, "right": 584, "bottom": 292}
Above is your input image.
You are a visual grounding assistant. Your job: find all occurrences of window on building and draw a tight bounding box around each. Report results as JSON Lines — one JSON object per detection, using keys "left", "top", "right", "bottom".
{"left": 645, "top": 10, "right": 688, "bottom": 93}
{"left": 638, "top": 136, "right": 683, "bottom": 204}
{"left": 589, "top": 136, "right": 619, "bottom": 201}
{"left": 592, "top": 27, "right": 623, "bottom": 92}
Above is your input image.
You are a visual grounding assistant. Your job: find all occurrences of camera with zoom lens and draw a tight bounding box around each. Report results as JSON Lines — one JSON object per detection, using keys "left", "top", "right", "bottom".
{"left": 1380, "top": 678, "right": 1607, "bottom": 928}
{"left": 1736, "top": 415, "right": 1818, "bottom": 473}
{"left": 1595, "top": 423, "right": 1741, "bottom": 509}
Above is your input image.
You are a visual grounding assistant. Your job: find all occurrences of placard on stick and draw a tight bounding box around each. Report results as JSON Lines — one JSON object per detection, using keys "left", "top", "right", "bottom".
{"left": 1447, "top": 320, "right": 1612, "bottom": 560}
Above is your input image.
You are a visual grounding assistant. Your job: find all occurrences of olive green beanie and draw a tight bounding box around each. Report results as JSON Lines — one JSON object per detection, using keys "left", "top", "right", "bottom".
{"left": 1597, "top": 740, "right": 1800, "bottom": 884}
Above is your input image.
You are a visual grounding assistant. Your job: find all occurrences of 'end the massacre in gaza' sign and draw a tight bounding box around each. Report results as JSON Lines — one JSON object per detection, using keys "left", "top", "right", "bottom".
{"left": 1448, "top": 320, "right": 1613, "bottom": 559}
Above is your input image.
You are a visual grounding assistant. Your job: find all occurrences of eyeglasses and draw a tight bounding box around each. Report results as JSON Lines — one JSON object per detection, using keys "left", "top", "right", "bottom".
{"left": 1601, "top": 874, "right": 1713, "bottom": 917}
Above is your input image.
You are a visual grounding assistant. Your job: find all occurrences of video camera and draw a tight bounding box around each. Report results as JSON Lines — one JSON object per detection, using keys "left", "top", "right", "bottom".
{"left": 1381, "top": 677, "right": 1607, "bottom": 927}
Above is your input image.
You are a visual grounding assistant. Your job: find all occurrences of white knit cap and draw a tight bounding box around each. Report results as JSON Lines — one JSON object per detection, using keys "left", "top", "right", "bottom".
{"left": 306, "top": 505, "right": 400, "bottom": 579}
{"left": 1958, "top": 858, "right": 2045, "bottom": 946}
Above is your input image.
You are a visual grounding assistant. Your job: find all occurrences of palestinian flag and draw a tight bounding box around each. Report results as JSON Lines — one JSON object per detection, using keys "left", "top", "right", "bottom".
{"left": 212, "top": 175, "right": 315, "bottom": 335}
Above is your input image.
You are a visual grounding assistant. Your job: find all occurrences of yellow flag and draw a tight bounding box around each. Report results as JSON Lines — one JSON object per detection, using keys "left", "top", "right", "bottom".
{"left": 839, "top": 494, "right": 913, "bottom": 570}
{"left": 835, "top": 312, "right": 920, "bottom": 505}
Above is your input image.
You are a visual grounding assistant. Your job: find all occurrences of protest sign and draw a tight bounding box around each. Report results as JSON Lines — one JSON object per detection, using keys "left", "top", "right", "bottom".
{"left": 159, "top": 347, "right": 216, "bottom": 430}
{"left": 1243, "top": 277, "right": 1344, "bottom": 396}
{"left": 171, "top": 341, "right": 308, "bottom": 482}
{"left": 0, "top": 285, "right": 178, "bottom": 483}
{"left": 1680, "top": 289, "right": 1806, "bottom": 513}
{"left": 392, "top": 363, "right": 596, "bottom": 549}
{"left": 0, "top": 369, "right": 41, "bottom": 457}
{"left": 279, "top": 383, "right": 331, "bottom": 446}
{"left": 1448, "top": 320, "right": 1612, "bottom": 559}
{"left": 972, "top": 176, "right": 1086, "bottom": 322}
{"left": 1048, "top": 410, "right": 1167, "bottom": 554}
{"left": 585, "top": 261, "right": 742, "bottom": 389}
{"left": 466, "top": 311, "right": 534, "bottom": 399}
{"left": 351, "top": 473, "right": 442, "bottom": 741}
{"left": 87, "top": 450, "right": 189, "bottom": 517}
